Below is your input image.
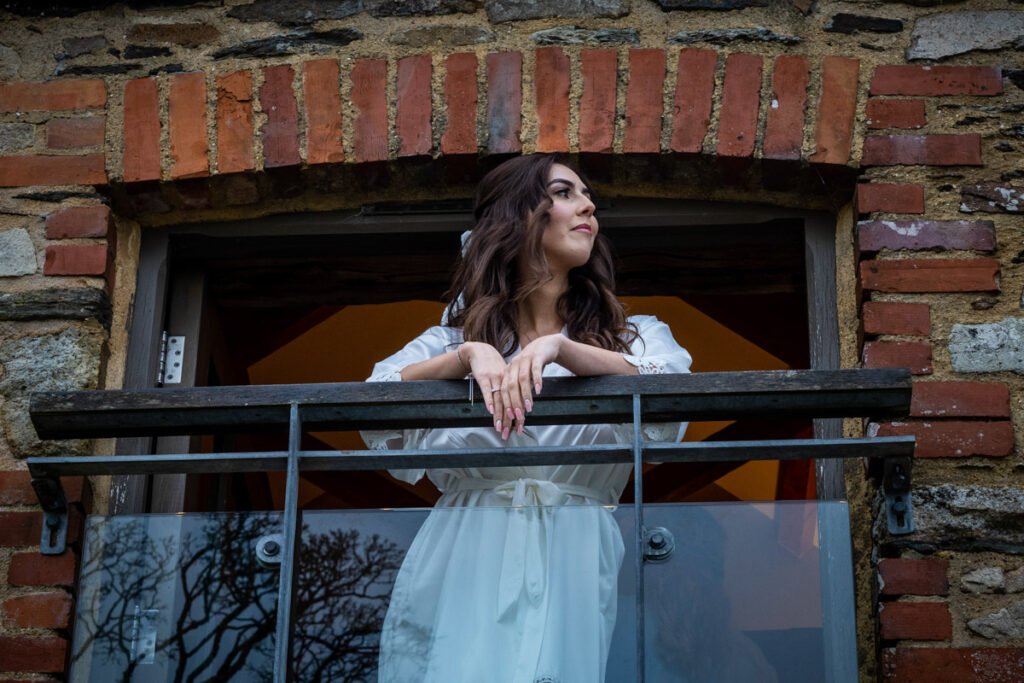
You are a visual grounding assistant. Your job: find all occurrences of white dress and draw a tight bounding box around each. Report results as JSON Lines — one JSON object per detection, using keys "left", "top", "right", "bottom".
{"left": 362, "top": 315, "right": 692, "bottom": 683}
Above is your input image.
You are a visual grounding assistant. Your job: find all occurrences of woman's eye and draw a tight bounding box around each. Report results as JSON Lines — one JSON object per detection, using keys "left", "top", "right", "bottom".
{"left": 555, "top": 188, "right": 570, "bottom": 198}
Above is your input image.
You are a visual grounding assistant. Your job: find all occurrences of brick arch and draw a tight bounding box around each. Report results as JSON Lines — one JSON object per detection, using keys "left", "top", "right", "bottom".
{"left": 114, "top": 47, "right": 864, "bottom": 186}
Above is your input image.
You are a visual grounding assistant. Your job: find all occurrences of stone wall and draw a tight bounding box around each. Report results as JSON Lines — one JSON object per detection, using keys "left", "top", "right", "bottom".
{"left": 0, "top": 0, "right": 1022, "bottom": 680}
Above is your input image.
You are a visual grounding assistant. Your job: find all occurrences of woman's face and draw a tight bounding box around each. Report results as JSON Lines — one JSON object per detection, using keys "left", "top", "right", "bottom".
{"left": 540, "top": 163, "right": 598, "bottom": 273}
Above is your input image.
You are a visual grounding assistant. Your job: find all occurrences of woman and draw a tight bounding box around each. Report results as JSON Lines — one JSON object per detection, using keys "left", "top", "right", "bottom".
{"left": 363, "top": 155, "right": 692, "bottom": 683}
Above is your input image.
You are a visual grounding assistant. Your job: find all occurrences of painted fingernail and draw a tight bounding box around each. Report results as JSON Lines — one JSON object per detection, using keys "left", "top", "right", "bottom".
{"left": 515, "top": 408, "right": 524, "bottom": 422}
{"left": 495, "top": 420, "right": 502, "bottom": 431}
{"left": 525, "top": 399, "right": 533, "bottom": 412}
{"left": 535, "top": 382, "right": 542, "bottom": 394}
{"left": 486, "top": 403, "right": 494, "bottom": 414}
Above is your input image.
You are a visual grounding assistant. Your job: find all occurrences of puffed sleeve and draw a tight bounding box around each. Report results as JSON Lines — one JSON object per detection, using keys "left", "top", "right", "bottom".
{"left": 361, "top": 326, "right": 459, "bottom": 484}
{"left": 620, "top": 315, "right": 693, "bottom": 442}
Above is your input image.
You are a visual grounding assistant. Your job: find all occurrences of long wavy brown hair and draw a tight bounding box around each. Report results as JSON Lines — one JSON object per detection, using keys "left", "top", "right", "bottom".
{"left": 445, "top": 154, "right": 637, "bottom": 357}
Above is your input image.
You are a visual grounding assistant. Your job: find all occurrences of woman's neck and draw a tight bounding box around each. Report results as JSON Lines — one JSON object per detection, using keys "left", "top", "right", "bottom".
{"left": 518, "top": 273, "right": 567, "bottom": 338}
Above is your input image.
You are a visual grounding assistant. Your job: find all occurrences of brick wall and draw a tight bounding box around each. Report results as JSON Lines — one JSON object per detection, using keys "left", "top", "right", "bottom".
{"left": 1, "top": 1, "right": 1022, "bottom": 680}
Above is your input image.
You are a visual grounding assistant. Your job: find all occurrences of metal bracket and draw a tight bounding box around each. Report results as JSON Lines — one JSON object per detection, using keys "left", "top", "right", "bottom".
{"left": 32, "top": 477, "right": 68, "bottom": 555}
{"left": 159, "top": 333, "right": 186, "bottom": 385}
{"left": 256, "top": 533, "right": 284, "bottom": 568}
{"left": 882, "top": 456, "right": 914, "bottom": 535}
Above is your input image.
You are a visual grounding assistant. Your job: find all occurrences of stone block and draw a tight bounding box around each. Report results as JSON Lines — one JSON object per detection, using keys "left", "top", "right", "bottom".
{"left": 127, "top": 22, "right": 220, "bottom": 47}
{"left": 657, "top": 0, "right": 767, "bottom": 8}
{"left": 392, "top": 25, "right": 494, "bottom": 47}
{"left": 0, "top": 45, "right": 18, "bottom": 80}
{"left": 968, "top": 601, "right": 1024, "bottom": 639}
{"left": 0, "top": 326, "right": 101, "bottom": 457}
{"left": 61, "top": 34, "right": 107, "bottom": 58}
{"left": 530, "top": 27, "right": 637, "bottom": 45}
{"left": 950, "top": 318, "right": 1024, "bottom": 373}
{"left": 824, "top": 13, "right": 904, "bottom": 34}
{"left": 962, "top": 566, "right": 1005, "bottom": 594}
{"left": 961, "top": 183, "right": 1023, "bottom": 214}
{"left": 212, "top": 29, "right": 362, "bottom": 59}
{"left": 370, "top": 0, "right": 480, "bottom": 16}
{"left": 667, "top": 28, "right": 799, "bottom": 46}
{"left": 900, "top": 485, "right": 1024, "bottom": 554}
{"left": 486, "top": 0, "right": 628, "bottom": 22}
{"left": 1007, "top": 567, "right": 1024, "bottom": 594}
{"left": 227, "top": 0, "right": 362, "bottom": 25}
{"left": 0, "top": 228, "right": 36, "bottom": 276}
{"left": 0, "top": 123, "right": 34, "bottom": 154}
{"left": 46, "top": 117, "right": 105, "bottom": 149}
{"left": 909, "top": 11, "right": 1024, "bottom": 61}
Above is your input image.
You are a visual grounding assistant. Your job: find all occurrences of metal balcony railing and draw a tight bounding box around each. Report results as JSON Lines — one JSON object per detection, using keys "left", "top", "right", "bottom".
{"left": 27, "top": 368, "right": 915, "bottom": 683}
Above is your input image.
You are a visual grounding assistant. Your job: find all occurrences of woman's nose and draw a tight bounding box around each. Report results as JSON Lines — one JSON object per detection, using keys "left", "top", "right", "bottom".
{"left": 578, "top": 195, "right": 595, "bottom": 215}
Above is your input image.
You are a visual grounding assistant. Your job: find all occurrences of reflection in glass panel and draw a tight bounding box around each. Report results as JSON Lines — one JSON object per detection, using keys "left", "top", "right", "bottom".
{"left": 642, "top": 502, "right": 854, "bottom": 682}
{"left": 70, "top": 513, "right": 281, "bottom": 682}
{"left": 70, "top": 503, "right": 853, "bottom": 682}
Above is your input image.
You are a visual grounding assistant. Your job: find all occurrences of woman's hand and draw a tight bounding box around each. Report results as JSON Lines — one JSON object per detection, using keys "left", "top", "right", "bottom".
{"left": 461, "top": 342, "right": 510, "bottom": 431}
{"left": 498, "top": 334, "right": 563, "bottom": 438}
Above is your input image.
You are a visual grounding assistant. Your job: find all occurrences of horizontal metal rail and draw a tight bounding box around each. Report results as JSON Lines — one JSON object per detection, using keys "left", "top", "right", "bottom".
{"left": 30, "top": 368, "right": 912, "bottom": 438}
{"left": 26, "top": 437, "right": 916, "bottom": 479}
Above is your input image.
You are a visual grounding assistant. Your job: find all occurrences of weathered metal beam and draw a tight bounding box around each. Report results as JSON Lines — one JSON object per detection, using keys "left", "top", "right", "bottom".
{"left": 30, "top": 368, "right": 911, "bottom": 439}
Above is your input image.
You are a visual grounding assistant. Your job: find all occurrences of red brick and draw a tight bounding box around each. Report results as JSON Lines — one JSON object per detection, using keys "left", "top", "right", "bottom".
{"left": 862, "top": 134, "right": 983, "bottom": 167}
{"left": 867, "top": 99, "right": 926, "bottom": 130}
{"left": 303, "top": 59, "right": 343, "bottom": 165}
{"left": 8, "top": 552, "right": 76, "bottom": 587}
{"left": 45, "top": 116, "right": 105, "bottom": 149}
{"left": 716, "top": 53, "right": 762, "bottom": 159}
{"left": 43, "top": 243, "right": 107, "bottom": 276}
{"left": 0, "top": 154, "right": 105, "bottom": 187}
{"left": 876, "top": 420, "right": 1014, "bottom": 458}
{"left": 441, "top": 52, "right": 478, "bottom": 155}
{"left": 486, "top": 52, "right": 522, "bottom": 155}
{"left": 763, "top": 55, "right": 808, "bottom": 161}
{"left": 671, "top": 49, "right": 717, "bottom": 154}
{"left": 0, "top": 512, "right": 42, "bottom": 547}
{"left": 45, "top": 205, "right": 110, "bottom": 239}
{"left": 860, "top": 258, "right": 1000, "bottom": 293}
{"left": 863, "top": 341, "right": 932, "bottom": 374}
{"left": 0, "top": 471, "right": 35, "bottom": 506}
{"left": 216, "top": 70, "right": 255, "bottom": 174}
{"left": 856, "top": 183, "right": 925, "bottom": 215}
{"left": 623, "top": 49, "right": 665, "bottom": 153}
{"left": 396, "top": 55, "right": 433, "bottom": 157}
{"left": 260, "top": 64, "right": 300, "bottom": 168}
{"left": 857, "top": 220, "right": 995, "bottom": 253}
{"left": 0, "top": 79, "right": 105, "bottom": 112}
{"left": 579, "top": 49, "right": 617, "bottom": 154}
{"left": 884, "top": 647, "right": 1024, "bottom": 683}
{"left": 0, "top": 636, "right": 67, "bottom": 672}
{"left": 810, "top": 56, "right": 859, "bottom": 165}
{"left": 911, "top": 381, "right": 1010, "bottom": 418}
{"left": 863, "top": 301, "right": 930, "bottom": 336}
{"left": 880, "top": 602, "right": 952, "bottom": 641}
{"left": 534, "top": 47, "right": 570, "bottom": 153}
{"left": 351, "top": 58, "right": 389, "bottom": 162}
{"left": 123, "top": 77, "right": 161, "bottom": 182}
{"left": 871, "top": 65, "right": 1003, "bottom": 97}
{"left": 879, "top": 558, "right": 949, "bottom": 596}
{"left": 168, "top": 72, "right": 208, "bottom": 180}
{"left": 2, "top": 592, "right": 71, "bottom": 629}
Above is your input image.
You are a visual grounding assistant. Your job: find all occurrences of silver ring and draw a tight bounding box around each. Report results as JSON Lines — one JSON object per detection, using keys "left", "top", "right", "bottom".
{"left": 491, "top": 388, "right": 501, "bottom": 393}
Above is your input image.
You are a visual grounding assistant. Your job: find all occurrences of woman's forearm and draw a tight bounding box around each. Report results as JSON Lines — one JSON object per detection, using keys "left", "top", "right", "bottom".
{"left": 399, "top": 348, "right": 468, "bottom": 381}
{"left": 554, "top": 337, "right": 639, "bottom": 377}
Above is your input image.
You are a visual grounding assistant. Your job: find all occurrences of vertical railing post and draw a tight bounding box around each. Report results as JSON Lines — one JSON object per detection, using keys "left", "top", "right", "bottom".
{"left": 273, "top": 402, "right": 302, "bottom": 683}
{"left": 632, "top": 393, "right": 646, "bottom": 683}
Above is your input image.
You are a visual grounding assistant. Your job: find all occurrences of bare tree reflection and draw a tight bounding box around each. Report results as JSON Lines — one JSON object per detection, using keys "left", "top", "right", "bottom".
{"left": 71, "top": 514, "right": 403, "bottom": 683}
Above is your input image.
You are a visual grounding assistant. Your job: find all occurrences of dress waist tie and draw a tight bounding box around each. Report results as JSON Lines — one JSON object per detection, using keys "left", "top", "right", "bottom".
{"left": 447, "top": 477, "right": 614, "bottom": 621}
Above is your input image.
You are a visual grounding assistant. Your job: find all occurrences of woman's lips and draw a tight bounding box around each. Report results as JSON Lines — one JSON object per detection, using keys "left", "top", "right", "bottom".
{"left": 572, "top": 224, "right": 593, "bottom": 233}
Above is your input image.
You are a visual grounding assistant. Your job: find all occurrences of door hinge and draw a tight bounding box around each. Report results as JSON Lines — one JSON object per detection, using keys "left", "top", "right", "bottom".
{"left": 158, "top": 331, "right": 186, "bottom": 386}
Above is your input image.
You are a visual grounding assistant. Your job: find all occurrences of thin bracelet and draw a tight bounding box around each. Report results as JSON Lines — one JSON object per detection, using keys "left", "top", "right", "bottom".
{"left": 456, "top": 344, "right": 471, "bottom": 374}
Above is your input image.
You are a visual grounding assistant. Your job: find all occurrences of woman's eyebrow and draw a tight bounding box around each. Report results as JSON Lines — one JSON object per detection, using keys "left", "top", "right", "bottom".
{"left": 546, "top": 177, "right": 574, "bottom": 188}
